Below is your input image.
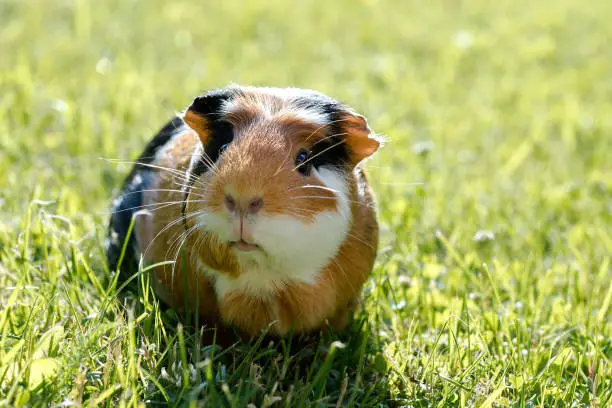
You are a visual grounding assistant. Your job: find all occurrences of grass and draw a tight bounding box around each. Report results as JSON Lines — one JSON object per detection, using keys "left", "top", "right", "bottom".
{"left": 1, "top": 0, "right": 611, "bottom": 406}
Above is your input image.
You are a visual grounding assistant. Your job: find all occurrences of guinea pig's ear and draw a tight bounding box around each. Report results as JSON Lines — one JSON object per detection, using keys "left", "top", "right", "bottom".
{"left": 182, "top": 101, "right": 212, "bottom": 144}
{"left": 340, "top": 111, "right": 382, "bottom": 165}
{"left": 181, "top": 89, "right": 232, "bottom": 145}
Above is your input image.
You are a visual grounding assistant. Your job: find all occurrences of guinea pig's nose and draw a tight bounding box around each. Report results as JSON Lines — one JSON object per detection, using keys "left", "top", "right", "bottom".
{"left": 224, "top": 194, "right": 236, "bottom": 213}
{"left": 224, "top": 193, "right": 263, "bottom": 215}
{"left": 247, "top": 197, "right": 263, "bottom": 214}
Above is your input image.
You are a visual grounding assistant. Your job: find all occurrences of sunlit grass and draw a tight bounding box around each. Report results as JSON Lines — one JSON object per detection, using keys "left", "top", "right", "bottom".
{"left": 1, "top": 0, "right": 611, "bottom": 406}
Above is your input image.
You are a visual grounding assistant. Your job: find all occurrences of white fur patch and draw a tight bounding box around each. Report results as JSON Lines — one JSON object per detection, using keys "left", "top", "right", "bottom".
{"left": 130, "top": 173, "right": 143, "bottom": 188}
{"left": 221, "top": 97, "right": 330, "bottom": 127}
{"left": 283, "top": 108, "right": 330, "bottom": 127}
{"left": 112, "top": 195, "right": 123, "bottom": 209}
{"left": 195, "top": 167, "right": 351, "bottom": 298}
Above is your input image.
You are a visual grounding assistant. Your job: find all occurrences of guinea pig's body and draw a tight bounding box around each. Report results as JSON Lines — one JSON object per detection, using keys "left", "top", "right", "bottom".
{"left": 106, "top": 86, "right": 380, "bottom": 336}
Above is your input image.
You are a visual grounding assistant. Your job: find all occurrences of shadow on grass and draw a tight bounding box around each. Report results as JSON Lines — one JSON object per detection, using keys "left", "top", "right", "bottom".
{"left": 105, "top": 245, "right": 392, "bottom": 406}
{"left": 117, "top": 286, "right": 391, "bottom": 407}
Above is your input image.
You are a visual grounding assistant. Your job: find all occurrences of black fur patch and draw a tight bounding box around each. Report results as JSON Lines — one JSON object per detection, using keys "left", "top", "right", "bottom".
{"left": 187, "top": 88, "right": 239, "bottom": 177}
{"left": 294, "top": 93, "right": 351, "bottom": 169}
{"left": 180, "top": 89, "right": 238, "bottom": 227}
{"left": 201, "top": 120, "right": 233, "bottom": 169}
{"left": 105, "top": 170, "right": 154, "bottom": 280}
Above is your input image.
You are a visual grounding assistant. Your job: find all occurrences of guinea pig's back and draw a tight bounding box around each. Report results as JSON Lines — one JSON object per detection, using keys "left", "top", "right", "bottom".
{"left": 105, "top": 117, "right": 199, "bottom": 283}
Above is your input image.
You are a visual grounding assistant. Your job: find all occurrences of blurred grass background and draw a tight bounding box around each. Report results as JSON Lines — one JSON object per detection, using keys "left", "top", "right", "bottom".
{"left": 1, "top": 0, "right": 611, "bottom": 406}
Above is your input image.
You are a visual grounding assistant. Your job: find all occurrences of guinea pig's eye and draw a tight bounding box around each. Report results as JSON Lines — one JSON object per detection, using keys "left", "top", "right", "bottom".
{"left": 295, "top": 149, "right": 312, "bottom": 175}
{"left": 219, "top": 143, "right": 229, "bottom": 154}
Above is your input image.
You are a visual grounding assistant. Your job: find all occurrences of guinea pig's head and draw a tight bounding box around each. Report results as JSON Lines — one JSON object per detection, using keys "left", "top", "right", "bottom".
{"left": 181, "top": 86, "right": 380, "bottom": 278}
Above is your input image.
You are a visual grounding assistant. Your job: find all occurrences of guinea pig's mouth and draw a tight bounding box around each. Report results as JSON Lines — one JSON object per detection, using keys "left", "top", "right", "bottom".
{"left": 230, "top": 239, "right": 260, "bottom": 252}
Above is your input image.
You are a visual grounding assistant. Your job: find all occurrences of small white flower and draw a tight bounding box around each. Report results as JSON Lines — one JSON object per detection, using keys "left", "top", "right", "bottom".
{"left": 453, "top": 30, "right": 474, "bottom": 49}
{"left": 398, "top": 275, "right": 413, "bottom": 287}
{"left": 391, "top": 300, "right": 407, "bottom": 311}
{"left": 95, "top": 57, "right": 112, "bottom": 75}
{"left": 160, "top": 367, "right": 170, "bottom": 380}
{"left": 53, "top": 100, "right": 69, "bottom": 113}
{"left": 189, "top": 364, "right": 197, "bottom": 383}
{"left": 473, "top": 230, "right": 495, "bottom": 243}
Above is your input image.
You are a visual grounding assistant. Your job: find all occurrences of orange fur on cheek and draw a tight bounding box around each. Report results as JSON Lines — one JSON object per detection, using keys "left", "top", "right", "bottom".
{"left": 193, "top": 230, "right": 240, "bottom": 278}
{"left": 185, "top": 188, "right": 241, "bottom": 278}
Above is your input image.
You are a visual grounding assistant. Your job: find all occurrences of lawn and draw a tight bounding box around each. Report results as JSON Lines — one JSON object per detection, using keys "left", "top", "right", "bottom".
{"left": 1, "top": 0, "right": 611, "bottom": 406}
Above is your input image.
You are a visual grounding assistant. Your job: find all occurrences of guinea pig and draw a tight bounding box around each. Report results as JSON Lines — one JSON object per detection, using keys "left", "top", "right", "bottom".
{"left": 105, "top": 85, "right": 381, "bottom": 337}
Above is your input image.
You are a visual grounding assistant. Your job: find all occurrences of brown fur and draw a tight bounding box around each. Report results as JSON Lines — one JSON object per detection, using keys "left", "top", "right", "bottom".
{"left": 216, "top": 169, "right": 377, "bottom": 336}
{"left": 140, "top": 89, "right": 379, "bottom": 337}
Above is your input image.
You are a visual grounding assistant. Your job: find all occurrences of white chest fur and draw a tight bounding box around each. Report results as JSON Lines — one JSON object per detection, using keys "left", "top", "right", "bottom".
{"left": 195, "top": 167, "right": 352, "bottom": 299}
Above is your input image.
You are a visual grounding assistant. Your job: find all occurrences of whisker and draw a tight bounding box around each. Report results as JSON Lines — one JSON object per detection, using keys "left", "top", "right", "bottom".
{"left": 153, "top": 217, "right": 205, "bottom": 285}
{"left": 140, "top": 209, "right": 209, "bottom": 266}
{"left": 288, "top": 184, "right": 340, "bottom": 194}
{"left": 163, "top": 224, "right": 194, "bottom": 264}
{"left": 192, "top": 230, "right": 213, "bottom": 271}
{"left": 287, "top": 200, "right": 351, "bottom": 222}
{"left": 103, "top": 153, "right": 221, "bottom": 190}
{"left": 195, "top": 152, "right": 220, "bottom": 178}
{"left": 168, "top": 221, "right": 204, "bottom": 282}
{"left": 293, "top": 139, "right": 347, "bottom": 172}
{"left": 102, "top": 149, "right": 204, "bottom": 161}
{"left": 330, "top": 257, "right": 358, "bottom": 296}
{"left": 101, "top": 199, "right": 210, "bottom": 216}
{"left": 289, "top": 195, "right": 376, "bottom": 209}
{"left": 115, "top": 188, "right": 208, "bottom": 200}
{"left": 309, "top": 131, "right": 349, "bottom": 147}
{"left": 345, "top": 232, "right": 375, "bottom": 251}
{"left": 291, "top": 195, "right": 343, "bottom": 200}
{"left": 191, "top": 144, "right": 222, "bottom": 178}
{"left": 189, "top": 173, "right": 216, "bottom": 194}
{"left": 103, "top": 158, "right": 197, "bottom": 180}
{"left": 303, "top": 117, "right": 351, "bottom": 143}
{"left": 279, "top": 209, "right": 314, "bottom": 222}
{"left": 273, "top": 139, "right": 294, "bottom": 178}
{"left": 170, "top": 179, "right": 211, "bottom": 195}
{"left": 104, "top": 202, "right": 180, "bottom": 217}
